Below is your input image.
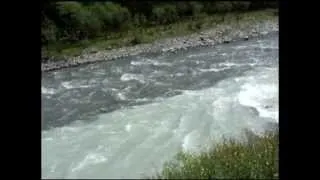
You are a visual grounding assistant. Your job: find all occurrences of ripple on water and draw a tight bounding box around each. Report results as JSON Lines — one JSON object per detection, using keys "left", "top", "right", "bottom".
{"left": 120, "top": 73, "right": 146, "bottom": 83}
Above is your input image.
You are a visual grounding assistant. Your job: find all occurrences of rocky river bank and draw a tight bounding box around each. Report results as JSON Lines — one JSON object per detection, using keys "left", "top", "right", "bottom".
{"left": 41, "top": 17, "right": 278, "bottom": 72}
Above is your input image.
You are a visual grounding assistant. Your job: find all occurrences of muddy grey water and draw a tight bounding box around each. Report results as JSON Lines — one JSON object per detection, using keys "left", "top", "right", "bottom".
{"left": 42, "top": 33, "right": 278, "bottom": 178}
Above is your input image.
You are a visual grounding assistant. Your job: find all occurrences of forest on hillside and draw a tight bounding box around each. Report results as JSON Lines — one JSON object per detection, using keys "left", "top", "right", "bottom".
{"left": 41, "top": 1, "right": 277, "bottom": 47}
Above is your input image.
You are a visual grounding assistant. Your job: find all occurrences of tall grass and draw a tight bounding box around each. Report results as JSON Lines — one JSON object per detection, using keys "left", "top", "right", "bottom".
{"left": 151, "top": 130, "right": 278, "bottom": 179}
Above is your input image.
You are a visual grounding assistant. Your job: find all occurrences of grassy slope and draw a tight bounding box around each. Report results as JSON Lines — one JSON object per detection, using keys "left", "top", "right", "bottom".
{"left": 150, "top": 130, "right": 278, "bottom": 179}
{"left": 42, "top": 9, "right": 277, "bottom": 61}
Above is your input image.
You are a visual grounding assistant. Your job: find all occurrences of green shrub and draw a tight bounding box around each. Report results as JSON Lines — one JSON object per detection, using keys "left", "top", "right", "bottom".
{"left": 151, "top": 4, "right": 178, "bottom": 25}
{"left": 163, "top": 4, "right": 179, "bottom": 24}
{"left": 213, "top": 2, "right": 234, "bottom": 13}
{"left": 87, "top": 2, "right": 113, "bottom": 31}
{"left": 55, "top": 2, "right": 102, "bottom": 41}
{"left": 151, "top": 6, "right": 166, "bottom": 25}
{"left": 131, "top": 33, "right": 145, "bottom": 45}
{"left": 187, "top": 23, "right": 195, "bottom": 31}
{"left": 132, "top": 14, "right": 141, "bottom": 26}
{"left": 41, "top": 15, "right": 58, "bottom": 44}
{"left": 189, "top": 1, "right": 204, "bottom": 16}
{"left": 152, "top": 131, "right": 278, "bottom": 179}
{"left": 195, "top": 21, "right": 203, "bottom": 30}
{"left": 90, "top": 2, "right": 131, "bottom": 31}
{"left": 175, "top": 2, "right": 190, "bottom": 17}
{"left": 232, "top": 2, "right": 251, "bottom": 11}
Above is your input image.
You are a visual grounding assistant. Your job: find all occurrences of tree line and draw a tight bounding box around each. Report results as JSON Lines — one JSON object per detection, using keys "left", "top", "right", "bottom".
{"left": 41, "top": 1, "right": 277, "bottom": 46}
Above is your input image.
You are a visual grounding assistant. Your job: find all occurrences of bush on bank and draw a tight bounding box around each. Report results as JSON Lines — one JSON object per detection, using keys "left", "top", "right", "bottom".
{"left": 151, "top": 130, "right": 278, "bottom": 179}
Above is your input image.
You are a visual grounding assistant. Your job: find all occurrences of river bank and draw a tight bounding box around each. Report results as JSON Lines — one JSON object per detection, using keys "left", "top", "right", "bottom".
{"left": 41, "top": 10, "right": 278, "bottom": 72}
{"left": 151, "top": 130, "right": 278, "bottom": 179}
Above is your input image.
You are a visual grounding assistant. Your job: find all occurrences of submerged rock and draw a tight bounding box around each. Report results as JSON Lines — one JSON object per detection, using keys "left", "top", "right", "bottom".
{"left": 248, "top": 106, "right": 260, "bottom": 116}
{"left": 264, "top": 105, "right": 273, "bottom": 109}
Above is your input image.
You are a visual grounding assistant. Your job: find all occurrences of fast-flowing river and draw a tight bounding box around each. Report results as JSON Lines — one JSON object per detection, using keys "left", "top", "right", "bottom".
{"left": 42, "top": 33, "right": 278, "bottom": 179}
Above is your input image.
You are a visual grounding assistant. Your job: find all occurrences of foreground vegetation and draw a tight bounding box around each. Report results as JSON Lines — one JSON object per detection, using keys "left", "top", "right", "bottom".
{"left": 41, "top": 1, "right": 278, "bottom": 60}
{"left": 151, "top": 130, "right": 278, "bottom": 179}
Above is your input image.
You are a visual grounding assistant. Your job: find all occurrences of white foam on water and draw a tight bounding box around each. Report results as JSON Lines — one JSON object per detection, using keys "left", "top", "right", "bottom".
{"left": 60, "top": 81, "right": 91, "bottom": 89}
{"left": 198, "top": 60, "right": 246, "bottom": 73}
{"left": 42, "top": 87, "right": 56, "bottom": 95}
{"left": 175, "top": 72, "right": 185, "bottom": 77}
{"left": 198, "top": 67, "right": 230, "bottom": 72}
{"left": 79, "top": 85, "right": 91, "bottom": 88}
{"left": 125, "top": 123, "right": 132, "bottom": 132}
{"left": 42, "top": 66, "right": 278, "bottom": 179}
{"left": 130, "top": 61, "right": 146, "bottom": 66}
{"left": 116, "top": 92, "right": 127, "bottom": 101}
{"left": 71, "top": 153, "right": 108, "bottom": 173}
{"left": 219, "top": 62, "right": 240, "bottom": 67}
{"left": 238, "top": 77, "right": 278, "bottom": 120}
{"left": 153, "top": 61, "right": 171, "bottom": 66}
{"left": 93, "top": 70, "right": 106, "bottom": 75}
{"left": 187, "top": 52, "right": 217, "bottom": 58}
{"left": 234, "top": 45, "right": 250, "bottom": 50}
{"left": 61, "top": 81, "right": 74, "bottom": 89}
{"left": 135, "top": 98, "right": 150, "bottom": 102}
{"left": 109, "top": 67, "right": 124, "bottom": 75}
{"left": 120, "top": 73, "right": 146, "bottom": 83}
{"left": 131, "top": 58, "right": 171, "bottom": 66}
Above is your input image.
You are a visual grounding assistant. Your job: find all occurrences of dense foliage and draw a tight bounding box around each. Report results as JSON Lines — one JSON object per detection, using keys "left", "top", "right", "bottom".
{"left": 41, "top": 1, "right": 277, "bottom": 46}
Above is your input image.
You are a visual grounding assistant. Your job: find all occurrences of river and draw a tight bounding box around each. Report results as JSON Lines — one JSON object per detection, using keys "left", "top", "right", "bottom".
{"left": 42, "top": 33, "right": 278, "bottom": 179}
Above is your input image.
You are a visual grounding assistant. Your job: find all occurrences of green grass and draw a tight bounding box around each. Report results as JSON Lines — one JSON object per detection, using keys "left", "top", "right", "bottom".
{"left": 150, "top": 130, "right": 278, "bottom": 179}
{"left": 42, "top": 9, "right": 278, "bottom": 61}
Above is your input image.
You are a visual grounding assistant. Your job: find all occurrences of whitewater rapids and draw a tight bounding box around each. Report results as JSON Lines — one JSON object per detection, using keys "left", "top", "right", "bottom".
{"left": 42, "top": 33, "right": 278, "bottom": 179}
